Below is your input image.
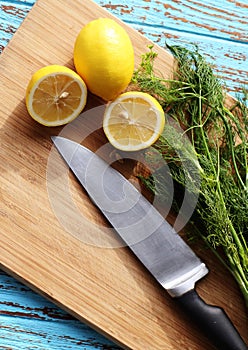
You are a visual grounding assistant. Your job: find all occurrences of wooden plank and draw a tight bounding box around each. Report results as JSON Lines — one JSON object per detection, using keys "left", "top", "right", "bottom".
{"left": 1, "top": 1, "right": 247, "bottom": 92}
{"left": 0, "top": 271, "right": 120, "bottom": 349}
{"left": 0, "top": 0, "right": 33, "bottom": 51}
{"left": 0, "top": 0, "right": 247, "bottom": 349}
{"left": 100, "top": 0, "right": 248, "bottom": 94}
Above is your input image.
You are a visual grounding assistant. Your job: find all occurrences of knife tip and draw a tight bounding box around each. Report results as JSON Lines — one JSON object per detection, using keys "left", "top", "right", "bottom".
{"left": 51, "top": 135, "right": 63, "bottom": 145}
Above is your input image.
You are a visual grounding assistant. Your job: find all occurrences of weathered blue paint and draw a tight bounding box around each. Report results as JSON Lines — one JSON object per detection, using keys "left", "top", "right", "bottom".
{"left": 0, "top": 316, "right": 120, "bottom": 349}
{"left": 0, "top": 0, "right": 247, "bottom": 348}
{"left": 1, "top": 0, "right": 247, "bottom": 94}
{"left": 98, "top": 0, "right": 248, "bottom": 94}
{"left": 0, "top": 272, "right": 121, "bottom": 349}
{"left": 0, "top": 0, "right": 32, "bottom": 50}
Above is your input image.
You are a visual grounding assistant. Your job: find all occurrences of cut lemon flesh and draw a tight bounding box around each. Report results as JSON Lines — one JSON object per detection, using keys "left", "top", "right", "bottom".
{"left": 103, "top": 91, "right": 165, "bottom": 151}
{"left": 26, "top": 65, "right": 87, "bottom": 126}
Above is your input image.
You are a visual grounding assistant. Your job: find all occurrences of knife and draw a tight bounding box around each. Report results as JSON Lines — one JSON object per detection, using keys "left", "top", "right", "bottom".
{"left": 51, "top": 136, "right": 247, "bottom": 350}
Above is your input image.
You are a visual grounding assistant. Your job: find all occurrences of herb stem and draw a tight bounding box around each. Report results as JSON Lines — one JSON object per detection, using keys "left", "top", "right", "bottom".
{"left": 132, "top": 44, "right": 248, "bottom": 306}
{"left": 219, "top": 108, "right": 247, "bottom": 191}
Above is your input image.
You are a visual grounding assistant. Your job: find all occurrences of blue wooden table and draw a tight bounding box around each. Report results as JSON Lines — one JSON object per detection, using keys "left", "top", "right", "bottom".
{"left": 0, "top": 1, "right": 247, "bottom": 348}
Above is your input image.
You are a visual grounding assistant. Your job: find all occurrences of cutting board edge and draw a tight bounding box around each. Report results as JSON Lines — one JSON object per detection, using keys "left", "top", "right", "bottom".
{"left": 0, "top": 0, "right": 247, "bottom": 349}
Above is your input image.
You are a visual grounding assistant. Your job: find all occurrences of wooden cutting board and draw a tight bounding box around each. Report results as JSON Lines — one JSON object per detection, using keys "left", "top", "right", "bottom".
{"left": 0, "top": 0, "right": 247, "bottom": 349}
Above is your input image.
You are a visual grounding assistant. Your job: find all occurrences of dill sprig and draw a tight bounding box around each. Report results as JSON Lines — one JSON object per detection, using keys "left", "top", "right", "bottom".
{"left": 132, "top": 45, "right": 248, "bottom": 306}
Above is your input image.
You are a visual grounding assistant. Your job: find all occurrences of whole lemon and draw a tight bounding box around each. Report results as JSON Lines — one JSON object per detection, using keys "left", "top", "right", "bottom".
{"left": 73, "top": 18, "right": 134, "bottom": 101}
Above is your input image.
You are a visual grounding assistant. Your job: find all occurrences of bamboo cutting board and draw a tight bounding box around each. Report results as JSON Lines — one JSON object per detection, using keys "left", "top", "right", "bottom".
{"left": 0, "top": 0, "right": 247, "bottom": 349}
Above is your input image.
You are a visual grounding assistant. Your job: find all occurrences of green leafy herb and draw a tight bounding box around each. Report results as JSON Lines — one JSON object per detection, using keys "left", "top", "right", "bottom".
{"left": 132, "top": 45, "right": 248, "bottom": 306}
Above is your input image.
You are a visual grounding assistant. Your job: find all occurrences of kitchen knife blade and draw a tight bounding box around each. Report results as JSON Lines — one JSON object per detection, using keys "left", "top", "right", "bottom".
{"left": 51, "top": 136, "right": 247, "bottom": 350}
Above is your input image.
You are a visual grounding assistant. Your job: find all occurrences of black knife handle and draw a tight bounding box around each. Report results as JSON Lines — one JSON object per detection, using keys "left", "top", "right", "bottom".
{"left": 176, "top": 289, "right": 248, "bottom": 350}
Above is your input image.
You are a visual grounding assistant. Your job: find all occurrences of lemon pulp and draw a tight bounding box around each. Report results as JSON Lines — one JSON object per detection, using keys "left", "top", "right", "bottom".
{"left": 26, "top": 65, "right": 87, "bottom": 126}
{"left": 103, "top": 92, "right": 165, "bottom": 151}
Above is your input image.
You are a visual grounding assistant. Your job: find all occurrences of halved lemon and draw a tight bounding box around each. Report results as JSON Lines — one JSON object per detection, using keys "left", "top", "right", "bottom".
{"left": 103, "top": 91, "right": 165, "bottom": 151}
{"left": 26, "top": 65, "right": 87, "bottom": 126}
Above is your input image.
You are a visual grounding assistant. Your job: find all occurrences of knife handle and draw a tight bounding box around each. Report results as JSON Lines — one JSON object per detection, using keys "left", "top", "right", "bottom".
{"left": 176, "top": 289, "right": 248, "bottom": 350}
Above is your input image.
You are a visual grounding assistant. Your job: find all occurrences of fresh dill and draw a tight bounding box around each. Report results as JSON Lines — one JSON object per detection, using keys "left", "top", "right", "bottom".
{"left": 131, "top": 44, "right": 248, "bottom": 306}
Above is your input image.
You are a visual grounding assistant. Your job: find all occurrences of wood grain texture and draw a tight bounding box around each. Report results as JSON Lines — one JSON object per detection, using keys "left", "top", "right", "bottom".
{"left": 0, "top": 0, "right": 247, "bottom": 349}
{"left": 1, "top": 0, "right": 247, "bottom": 96}
{"left": 0, "top": 271, "right": 121, "bottom": 349}
{"left": 0, "top": 0, "right": 32, "bottom": 51}
{"left": 99, "top": 0, "right": 248, "bottom": 95}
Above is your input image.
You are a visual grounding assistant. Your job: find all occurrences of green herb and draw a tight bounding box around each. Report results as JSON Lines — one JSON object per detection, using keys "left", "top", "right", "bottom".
{"left": 131, "top": 45, "right": 248, "bottom": 306}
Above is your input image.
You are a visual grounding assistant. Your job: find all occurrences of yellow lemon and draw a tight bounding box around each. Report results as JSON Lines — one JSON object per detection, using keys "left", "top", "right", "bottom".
{"left": 73, "top": 18, "right": 134, "bottom": 101}
{"left": 103, "top": 91, "right": 165, "bottom": 151}
{"left": 26, "top": 65, "right": 87, "bottom": 126}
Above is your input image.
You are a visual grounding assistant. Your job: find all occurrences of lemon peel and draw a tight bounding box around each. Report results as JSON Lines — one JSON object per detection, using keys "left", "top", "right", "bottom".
{"left": 73, "top": 18, "right": 134, "bottom": 101}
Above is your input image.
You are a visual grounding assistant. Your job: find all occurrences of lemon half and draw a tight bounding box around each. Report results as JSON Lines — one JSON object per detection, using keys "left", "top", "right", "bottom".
{"left": 103, "top": 91, "right": 165, "bottom": 151}
{"left": 26, "top": 65, "right": 87, "bottom": 126}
